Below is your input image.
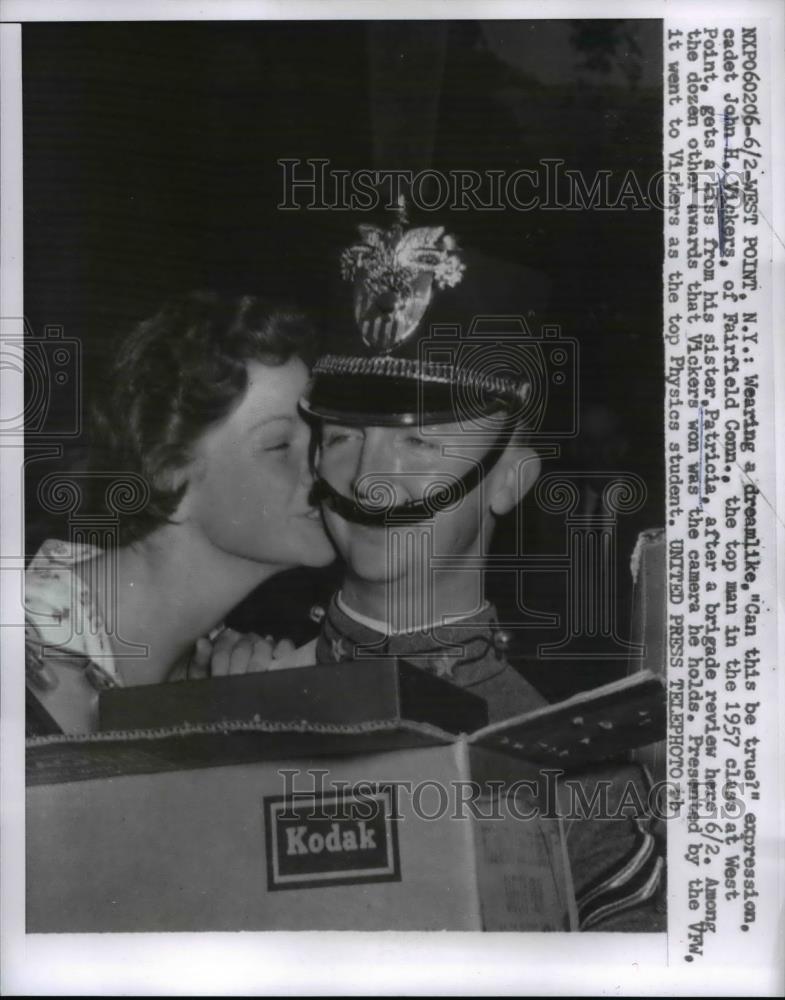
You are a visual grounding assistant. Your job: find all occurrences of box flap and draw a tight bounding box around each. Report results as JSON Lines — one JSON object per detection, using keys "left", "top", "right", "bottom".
{"left": 98, "top": 658, "right": 487, "bottom": 736}
{"left": 467, "top": 671, "right": 666, "bottom": 767}
{"left": 26, "top": 716, "right": 456, "bottom": 786}
{"left": 28, "top": 672, "right": 666, "bottom": 785}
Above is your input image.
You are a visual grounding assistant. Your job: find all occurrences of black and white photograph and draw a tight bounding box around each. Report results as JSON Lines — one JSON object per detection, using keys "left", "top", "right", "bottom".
{"left": 1, "top": 1, "right": 782, "bottom": 995}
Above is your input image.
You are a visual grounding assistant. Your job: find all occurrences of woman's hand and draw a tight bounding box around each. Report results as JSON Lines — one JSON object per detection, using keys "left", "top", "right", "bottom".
{"left": 188, "top": 629, "right": 296, "bottom": 678}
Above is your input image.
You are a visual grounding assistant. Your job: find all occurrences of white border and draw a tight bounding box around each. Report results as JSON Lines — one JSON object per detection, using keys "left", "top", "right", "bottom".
{"left": 1, "top": 0, "right": 782, "bottom": 24}
{"left": 0, "top": 16, "right": 28, "bottom": 1000}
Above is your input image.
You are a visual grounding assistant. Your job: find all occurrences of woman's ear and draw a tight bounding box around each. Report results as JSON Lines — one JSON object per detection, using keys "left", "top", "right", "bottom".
{"left": 489, "top": 446, "right": 541, "bottom": 517}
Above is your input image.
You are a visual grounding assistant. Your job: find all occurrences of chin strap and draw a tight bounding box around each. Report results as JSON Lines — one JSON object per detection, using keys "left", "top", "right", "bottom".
{"left": 311, "top": 420, "right": 517, "bottom": 526}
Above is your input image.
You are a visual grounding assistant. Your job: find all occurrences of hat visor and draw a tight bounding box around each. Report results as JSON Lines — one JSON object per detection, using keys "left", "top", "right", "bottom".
{"left": 301, "top": 371, "right": 510, "bottom": 428}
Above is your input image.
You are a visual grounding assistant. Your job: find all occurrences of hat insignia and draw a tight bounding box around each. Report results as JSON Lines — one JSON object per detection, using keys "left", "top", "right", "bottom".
{"left": 339, "top": 203, "right": 465, "bottom": 353}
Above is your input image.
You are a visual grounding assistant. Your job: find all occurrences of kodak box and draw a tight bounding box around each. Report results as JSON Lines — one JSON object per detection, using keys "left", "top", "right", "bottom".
{"left": 26, "top": 737, "right": 576, "bottom": 932}
{"left": 26, "top": 671, "right": 664, "bottom": 932}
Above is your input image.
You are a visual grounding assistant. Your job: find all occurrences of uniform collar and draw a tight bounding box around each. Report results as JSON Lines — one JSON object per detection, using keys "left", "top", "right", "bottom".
{"left": 316, "top": 593, "right": 509, "bottom": 685}
{"left": 335, "top": 590, "right": 491, "bottom": 637}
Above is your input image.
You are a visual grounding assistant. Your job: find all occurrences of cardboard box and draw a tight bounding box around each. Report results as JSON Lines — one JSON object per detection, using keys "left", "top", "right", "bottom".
{"left": 27, "top": 739, "right": 576, "bottom": 932}
{"left": 26, "top": 671, "right": 665, "bottom": 932}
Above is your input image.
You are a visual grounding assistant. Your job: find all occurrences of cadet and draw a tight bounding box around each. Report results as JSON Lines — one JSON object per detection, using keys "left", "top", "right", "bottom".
{"left": 300, "top": 201, "right": 665, "bottom": 931}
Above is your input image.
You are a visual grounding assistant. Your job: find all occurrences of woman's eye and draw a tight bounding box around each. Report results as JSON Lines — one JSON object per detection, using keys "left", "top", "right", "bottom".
{"left": 266, "top": 441, "right": 291, "bottom": 453}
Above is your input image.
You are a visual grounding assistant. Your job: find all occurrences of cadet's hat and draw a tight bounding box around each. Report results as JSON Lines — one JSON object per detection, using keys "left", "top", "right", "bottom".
{"left": 302, "top": 200, "right": 546, "bottom": 428}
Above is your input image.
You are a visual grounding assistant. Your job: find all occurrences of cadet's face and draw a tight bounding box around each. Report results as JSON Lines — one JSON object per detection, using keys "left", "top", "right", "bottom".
{"left": 185, "top": 359, "right": 335, "bottom": 569}
{"left": 317, "top": 420, "right": 487, "bottom": 583}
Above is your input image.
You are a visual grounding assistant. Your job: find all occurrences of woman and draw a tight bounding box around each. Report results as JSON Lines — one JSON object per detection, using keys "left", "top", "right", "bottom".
{"left": 25, "top": 291, "right": 335, "bottom": 734}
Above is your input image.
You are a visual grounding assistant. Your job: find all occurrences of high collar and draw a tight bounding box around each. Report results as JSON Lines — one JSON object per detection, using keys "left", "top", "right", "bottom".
{"left": 315, "top": 593, "right": 511, "bottom": 688}
{"left": 334, "top": 589, "right": 491, "bottom": 637}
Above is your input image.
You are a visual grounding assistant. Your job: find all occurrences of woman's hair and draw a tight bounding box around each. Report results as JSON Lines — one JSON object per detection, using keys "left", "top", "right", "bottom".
{"left": 90, "top": 291, "right": 318, "bottom": 545}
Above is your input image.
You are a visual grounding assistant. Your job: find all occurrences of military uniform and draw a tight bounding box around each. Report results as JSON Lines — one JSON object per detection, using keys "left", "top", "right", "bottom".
{"left": 316, "top": 594, "right": 547, "bottom": 722}
{"left": 302, "top": 201, "right": 665, "bottom": 931}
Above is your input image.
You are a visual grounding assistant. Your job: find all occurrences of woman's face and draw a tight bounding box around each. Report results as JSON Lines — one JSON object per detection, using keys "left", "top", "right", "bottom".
{"left": 183, "top": 358, "right": 335, "bottom": 569}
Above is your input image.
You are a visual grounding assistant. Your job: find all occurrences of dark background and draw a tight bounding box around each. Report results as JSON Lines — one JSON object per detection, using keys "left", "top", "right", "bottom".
{"left": 24, "top": 20, "right": 664, "bottom": 698}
